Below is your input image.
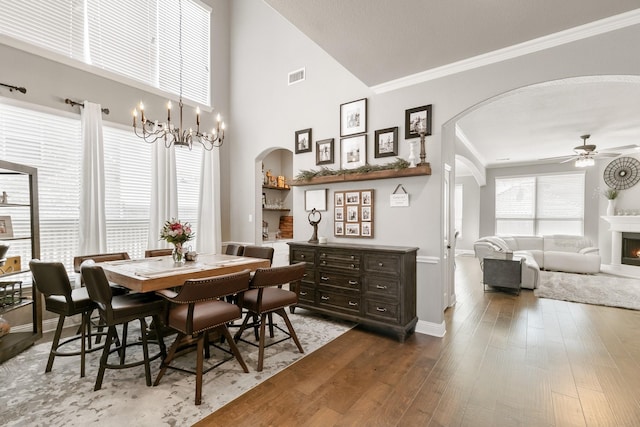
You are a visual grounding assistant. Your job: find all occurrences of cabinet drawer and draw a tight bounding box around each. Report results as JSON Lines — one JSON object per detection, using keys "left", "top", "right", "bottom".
{"left": 318, "top": 270, "right": 361, "bottom": 291}
{"left": 298, "top": 284, "right": 315, "bottom": 304}
{"left": 317, "top": 289, "right": 361, "bottom": 315}
{"left": 364, "top": 254, "right": 400, "bottom": 274}
{"left": 365, "top": 276, "right": 399, "bottom": 298}
{"left": 318, "top": 250, "right": 361, "bottom": 271}
{"left": 365, "top": 299, "right": 400, "bottom": 324}
{"left": 291, "top": 249, "right": 316, "bottom": 264}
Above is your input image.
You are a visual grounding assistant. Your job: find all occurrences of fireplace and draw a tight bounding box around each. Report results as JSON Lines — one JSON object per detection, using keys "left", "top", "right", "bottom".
{"left": 622, "top": 232, "right": 640, "bottom": 266}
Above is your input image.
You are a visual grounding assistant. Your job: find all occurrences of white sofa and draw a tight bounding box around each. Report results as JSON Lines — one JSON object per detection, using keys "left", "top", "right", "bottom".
{"left": 474, "top": 235, "right": 601, "bottom": 289}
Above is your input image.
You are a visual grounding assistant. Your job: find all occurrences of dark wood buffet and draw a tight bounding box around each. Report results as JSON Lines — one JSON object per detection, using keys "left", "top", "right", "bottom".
{"left": 288, "top": 242, "right": 418, "bottom": 342}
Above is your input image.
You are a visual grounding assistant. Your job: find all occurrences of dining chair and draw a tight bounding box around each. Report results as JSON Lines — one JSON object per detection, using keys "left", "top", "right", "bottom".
{"left": 29, "top": 259, "right": 105, "bottom": 377}
{"left": 233, "top": 263, "right": 305, "bottom": 371}
{"left": 73, "top": 252, "right": 131, "bottom": 293}
{"left": 224, "top": 243, "right": 245, "bottom": 256}
{"left": 153, "top": 269, "right": 251, "bottom": 405}
{"left": 80, "top": 261, "right": 167, "bottom": 391}
{"left": 144, "top": 248, "right": 173, "bottom": 258}
{"left": 242, "top": 245, "right": 274, "bottom": 265}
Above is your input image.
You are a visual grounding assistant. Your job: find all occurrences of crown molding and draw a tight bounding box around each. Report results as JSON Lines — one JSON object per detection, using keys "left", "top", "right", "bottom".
{"left": 372, "top": 8, "right": 640, "bottom": 94}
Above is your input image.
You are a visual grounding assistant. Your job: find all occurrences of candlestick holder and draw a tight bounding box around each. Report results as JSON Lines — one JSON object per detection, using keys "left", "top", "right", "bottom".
{"left": 417, "top": 130, "right": 428, "bottom": 166}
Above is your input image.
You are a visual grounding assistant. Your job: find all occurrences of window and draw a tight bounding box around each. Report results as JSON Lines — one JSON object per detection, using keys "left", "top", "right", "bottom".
{"left": 0, "top": 0, "right": 211, "bottom": 105}
{"left": 495, "top": 173, "right": 585, "bottom": 236}
{"left": 0, "top": 102, "right": 202, "bottom": 274}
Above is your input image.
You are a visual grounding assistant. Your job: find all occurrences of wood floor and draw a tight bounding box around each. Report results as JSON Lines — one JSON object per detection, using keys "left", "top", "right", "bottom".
{"left": 195, "top": 256, "right": 640, "bottom": 426}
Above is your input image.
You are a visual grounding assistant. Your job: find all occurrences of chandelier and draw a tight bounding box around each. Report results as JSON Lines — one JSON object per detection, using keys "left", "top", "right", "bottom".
{"left": 131, "top": 0, "right": 224, "bottom": 151}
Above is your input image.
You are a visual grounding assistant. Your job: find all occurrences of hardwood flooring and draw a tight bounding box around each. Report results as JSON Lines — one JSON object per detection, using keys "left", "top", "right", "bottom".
{"left": 195, "top": 256, "right": 640, "bottom": 426}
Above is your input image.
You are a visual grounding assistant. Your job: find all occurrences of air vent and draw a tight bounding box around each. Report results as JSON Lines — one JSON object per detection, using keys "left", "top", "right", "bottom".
{"left": 288, "top": 68, "right": 305, "bottom": 85}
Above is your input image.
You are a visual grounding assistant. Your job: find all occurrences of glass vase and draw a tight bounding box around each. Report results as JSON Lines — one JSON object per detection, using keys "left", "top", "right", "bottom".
{"left": 172, "top": 244, "right": 185, "bottom": 264}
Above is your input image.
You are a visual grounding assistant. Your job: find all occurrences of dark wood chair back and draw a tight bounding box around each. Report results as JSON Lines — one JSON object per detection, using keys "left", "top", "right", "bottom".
{"left": 144, "top": 248, "right": 173, "bottom": 258}
{"left": 73, "top": 252, "right": 130, "bottom": 273}
{"left": 242, "top": 245, "right": 274, "bottom": 266}
{"left": 224, "top": 243, "right": 245, "bottom": 256}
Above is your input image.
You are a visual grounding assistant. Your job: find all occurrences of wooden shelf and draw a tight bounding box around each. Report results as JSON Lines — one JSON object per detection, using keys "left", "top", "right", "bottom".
{"left": 262, "top": 185, "right": 290, "bottom": 191}
{"left": 290, "top": 164, "right": 431, "bottom": 186}
{"left": 263, "top": 208, "right": 290, "bottom": 212}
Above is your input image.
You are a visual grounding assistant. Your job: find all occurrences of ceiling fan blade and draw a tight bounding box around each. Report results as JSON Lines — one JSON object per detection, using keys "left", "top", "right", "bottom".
{"left": 538, "top": 155, "right": 574, "bottom": 162}
{"left": 560, "top": 157, "right": 580, "bottom": 164}
{"left": 600, "top": 144, "right": 640, "bottom": 153}
{"left": 595, "top": 152, "right": 620, "bottom": 158}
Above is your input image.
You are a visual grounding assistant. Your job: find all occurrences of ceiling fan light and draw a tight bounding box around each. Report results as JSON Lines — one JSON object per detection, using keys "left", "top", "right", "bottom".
{"left": 575, "top": 157, "right": 595, "bottom": 167}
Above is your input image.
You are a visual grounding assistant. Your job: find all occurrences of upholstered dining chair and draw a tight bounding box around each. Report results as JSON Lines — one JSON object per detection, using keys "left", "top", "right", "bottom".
{"left": 234, "top": 263, "right": 306, "bottom": 372}
{"left": 29, "top": 259, "right": 105, "bottom": 378}
{"left": 73, "top": 252, "right": 131, "bottom": 293}
{"left": 80, "top": 261, "right": 167, "bottom": 391}
{"left": 144, "top": 248, "right": 173, "bottom": 258}
{"left": 153, "top": 269, "right": 251, "bottom": 405}
{"left": 224, "top": 243, "right": 245, "bottom": 256}
{"left": 242, "top": 245, "right": 274, "bottom": 265}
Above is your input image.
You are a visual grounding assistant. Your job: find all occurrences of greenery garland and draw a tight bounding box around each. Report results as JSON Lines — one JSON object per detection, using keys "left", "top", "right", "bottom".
{"left": 295, "top": 158, "right": 410, "bottom": 181}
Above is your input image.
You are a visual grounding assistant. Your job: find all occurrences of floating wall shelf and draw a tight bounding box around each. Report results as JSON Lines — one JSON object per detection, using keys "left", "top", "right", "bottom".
{"left": 290, "top": 164, "right": 431, "bottom": 186}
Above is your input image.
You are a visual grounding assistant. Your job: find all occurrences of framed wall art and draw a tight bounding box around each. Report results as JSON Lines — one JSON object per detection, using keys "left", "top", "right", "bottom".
{"left": 305, "top": 188, "right": 327, "bottom": 211}
{"left": 374, "top": 126, "right": 398, "bottom": 158}
{"left": 316, "top": 138, "right": 334, "bottom": 165}
{"left": 333, "top": 189, "right": 374, "bottom": 238}
{"left": 340, "top": 98, "right": 367, "bottom": 137}
{"left": 405, "top": 104, "right": 432, "bottom": 139}
{"left": 295, "top": 128, "right": 312, "bottom": 154}
{"left": 0, "top": 216, "right": 13, "bottom": 238}
{"left": 340, "top": 135, "right": 367, "bottom": 170}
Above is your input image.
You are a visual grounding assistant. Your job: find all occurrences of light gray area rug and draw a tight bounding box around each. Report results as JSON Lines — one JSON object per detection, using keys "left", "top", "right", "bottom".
{"left": 535, "top": 270, "right": 640, "bottom": 310}
{"left": 0, "top": 310, "right": 353, "bottom": 426}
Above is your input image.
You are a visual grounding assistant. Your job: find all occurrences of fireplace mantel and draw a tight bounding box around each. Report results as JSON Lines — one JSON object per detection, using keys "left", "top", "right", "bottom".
{"left": 601, "top": 216, "right": 640, "bottom": 277}
{"left": 602, "top": 215, "right": 640, "bottom": 232}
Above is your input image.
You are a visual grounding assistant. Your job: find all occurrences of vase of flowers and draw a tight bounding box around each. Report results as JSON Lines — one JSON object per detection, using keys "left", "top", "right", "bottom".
{"left": 602, "top": 187, "right": 619, "bottom": 216}
{"left": 160, "top": 218, "right": 194, "bottom": 264}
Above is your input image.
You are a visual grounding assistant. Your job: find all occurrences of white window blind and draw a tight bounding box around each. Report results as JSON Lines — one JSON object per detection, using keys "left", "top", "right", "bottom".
{"left": 0, "top": 0, "right": 211, "bottom": 105}
{"left": 495, "top": 173, "right": 584, "bottom": 236}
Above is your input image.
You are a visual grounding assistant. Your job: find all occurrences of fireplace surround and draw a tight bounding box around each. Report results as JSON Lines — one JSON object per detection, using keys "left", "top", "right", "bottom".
{"left": 602, "top": 215, "right": 640, "bottom": 277}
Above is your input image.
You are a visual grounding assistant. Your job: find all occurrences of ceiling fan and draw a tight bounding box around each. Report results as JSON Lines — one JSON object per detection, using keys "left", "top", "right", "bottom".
{"left": 540, "top": 134, "right": 633, "bottom": 167}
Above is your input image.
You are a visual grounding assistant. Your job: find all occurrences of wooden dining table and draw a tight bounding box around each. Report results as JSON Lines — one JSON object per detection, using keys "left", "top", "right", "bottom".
{"left": 98, "top": 253, "right": 271, "bottom": 292}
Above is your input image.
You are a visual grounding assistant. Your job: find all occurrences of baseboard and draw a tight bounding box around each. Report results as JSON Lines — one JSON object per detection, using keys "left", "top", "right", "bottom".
{"left": 415, "top": 319, "right": 446, "bottom": 337}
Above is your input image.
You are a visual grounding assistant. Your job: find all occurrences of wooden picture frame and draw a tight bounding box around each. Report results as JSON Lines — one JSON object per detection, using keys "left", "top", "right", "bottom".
{"left": 405, "top": 104, "right": 432, "bottom": 139}
{"left": 0, "top": 216, "right": 13, "bottom": 238}
{"left": 316, "top": 138, "right": 334, "bottom": 165}
{"left": 295, "top": 128, "right": 312, "bottom": 154}
{"left": 340, "top": 98, "right": 367, "bottom": 137}
{"left": 333, "top": 190, "right": 374, "bottom": 238}
{"left": 374, "top": 127, "right": 398, "bottom": 158}
{"left": 340, "top": 135, "right": 367, "bottom": 170}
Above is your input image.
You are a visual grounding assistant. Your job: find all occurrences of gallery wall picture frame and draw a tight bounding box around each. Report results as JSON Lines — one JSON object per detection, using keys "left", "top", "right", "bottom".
{"left": 374, "top": 126, "right": 398, "bottom": 158}
{"left": 305, "top": 188, "right": 327, "bottom": 211}
{"left": 404, "top": 104, "right": 432, "bottom": 139}
{"left": 315, "top": 138, "right": 334, "bottom": 165}
{"left": 333, "top": 189, "right": 374, "bottom": 238}
{"left": 340, "top": 98, "right": 367, "bottom": 137}
{"left": 295, "top": 128, "right": 312, "bottom": 154}
{"left": 340, "top": 134, "right": 367, "bottom": 170}
{"left": 0, "top": 216, "right": 14, "bottom": 238}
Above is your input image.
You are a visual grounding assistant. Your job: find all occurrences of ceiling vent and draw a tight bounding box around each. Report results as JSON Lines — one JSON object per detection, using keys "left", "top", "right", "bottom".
{"left": 288, "top": 68, "right": 305, "bottom": 85}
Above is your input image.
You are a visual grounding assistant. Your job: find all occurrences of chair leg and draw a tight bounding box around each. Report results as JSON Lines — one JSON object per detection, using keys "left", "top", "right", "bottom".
{"left": 220, "top": 326, "right": 249, "bottom": 373}
{"left": 95, "top": 325, "right": 117, "bottom": 391}
{"left": 276, "top": 308, "right": 304, "bottom": 354}
{"left": 154, "top": 332, "right": 185, "bottom": 387}
{"left": 233, "top": 312, "right": 253, "bottom": 342}
{"left": 139, "top": 318, "right": 152, "bottom": 387}
{"left": 152, "top": 314, "right": 167, "bottom": 359}
{"left": 257, "top": 313, "right": 267, "bottom": 372}
{"left": 80, "top": 311, "right": 87, "bottom": 378}
{"left": 268, "top": 313, "right": 275, "bottom": 338}
{"left": 253, "top": 313, "right": 260, "bottom": 341}
{"left": 46, "top": 315, "right": 66, "bottom": 373}
{"left": 119, "top": 322, "right": 129, "bottom": 365}
{"left": 196, "top": 334, "right": 204, "bottom": 405}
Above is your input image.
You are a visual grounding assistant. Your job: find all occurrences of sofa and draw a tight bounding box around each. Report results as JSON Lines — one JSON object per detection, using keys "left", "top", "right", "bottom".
{"left": 473, "top": 235, "right": 601, "bottom": 289}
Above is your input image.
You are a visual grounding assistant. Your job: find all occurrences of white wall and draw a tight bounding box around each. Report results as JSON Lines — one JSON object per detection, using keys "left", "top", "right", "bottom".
{"left": 455, "top": 175, "right": 480, "bottom": 251}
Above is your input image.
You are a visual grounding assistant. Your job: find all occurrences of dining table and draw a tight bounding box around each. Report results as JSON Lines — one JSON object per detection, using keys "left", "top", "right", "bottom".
{"left": 98, "top": 253, "right": 271, "bottom": 293}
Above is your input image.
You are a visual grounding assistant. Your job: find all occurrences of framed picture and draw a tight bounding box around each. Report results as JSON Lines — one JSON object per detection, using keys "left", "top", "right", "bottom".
{"left": 341, "top": 135, "right": 367, "bottom": 170}
{"left": 316, "top": 138, "right": 334, "bottom": 165}
{"left": 340, "top": 98, "right": 367, "bottom": 137}
{"left": 361, "top": 206, "right": 371, "bottom": 221}
{"left": 333, "top": 190, "right": 374, "bottom": 238}
{"left": 0, "top": 216, "right": 13, "bottom": 238}
{"left": 345, "top": 192, "right": 360, "bottom": 205}
{"left": 361, "top": 222, "right": 372, "bottom": 237}
{"left": 335, "top": 192, "right": 344, "bottom": 206}
{"left": 347, "top": 206, "right": 359, "bottom": 222}
{"left": 335, "top": 222, "right": 344, "bottom": 236}
{"left": 335, "top": 207, "right": 344, "bottom": 221}
{"left": 346, "top": 223, "right": 360, "bottom": 236}
{"left": 374, "top": 127, "right": 398, "bottom": 158}
{"left": 305, "top": 189, "right": 327, "bottom": 211}
{"left": 295, "top": 128, "right": 312, "bottom": 154}
{"left": 405, "top": 104, "right": 432, "bottom": 139}
{"left": 361, "top": 190, "right": 372, "bottom": 206}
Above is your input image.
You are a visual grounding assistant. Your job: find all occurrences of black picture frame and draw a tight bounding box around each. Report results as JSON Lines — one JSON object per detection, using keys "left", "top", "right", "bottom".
{"left": 340, "top": 98, "right": 367, "bottom": 137}
{"left": 340, "top": 135, "right": 367, "bottom": 170}
{"left": 295, "top": 128, "right": 312, "bottom": 154}
{"left": 315, "top": 138, "right": 334, "bottom": 165}
{"left": 404, "top": 104, "right": 432, "bottom": 139}
{"left": 374, "top": 127, "right": 398, "bottom": 158}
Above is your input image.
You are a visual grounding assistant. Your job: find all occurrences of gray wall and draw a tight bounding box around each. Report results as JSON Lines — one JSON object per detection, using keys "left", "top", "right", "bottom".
{"left": 455, "top": 175, "right": 481, "bottom": 252}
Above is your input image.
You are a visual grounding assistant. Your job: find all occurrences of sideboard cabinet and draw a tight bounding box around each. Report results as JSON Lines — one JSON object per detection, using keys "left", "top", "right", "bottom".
{"left": 288, "top": 242, "right": 418, "bottom": 342}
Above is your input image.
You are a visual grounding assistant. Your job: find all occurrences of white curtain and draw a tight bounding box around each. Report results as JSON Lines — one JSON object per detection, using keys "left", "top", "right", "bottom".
{"left": 148, "top": 143, "right": 178, "bottom": 249}
{"left": 196, "top": 148, "right": 221, "bottom": 254}
{"left": 79, "top": 101, "right": 107, "bottom": 255}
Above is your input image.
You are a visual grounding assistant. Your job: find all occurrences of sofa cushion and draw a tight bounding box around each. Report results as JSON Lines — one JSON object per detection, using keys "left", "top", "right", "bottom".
{"left": 513, "top": 236, "right": 543, "bottom": 251}
{"left": 543, "top": 251, "right": 601, "bottom": 274}
{"left": 478, "top": 236, "right": 510, "bottom": 252}
{"left": 543, "top": 235, "right": 593, "bottom": 253}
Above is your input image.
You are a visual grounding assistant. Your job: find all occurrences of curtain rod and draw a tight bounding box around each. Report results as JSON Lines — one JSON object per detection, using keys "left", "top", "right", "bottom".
{"left": 0, "top": 82, "right": 27, "bottom": 94}
{"left": 64, "top": 98, "right": 110, "bottom": 115}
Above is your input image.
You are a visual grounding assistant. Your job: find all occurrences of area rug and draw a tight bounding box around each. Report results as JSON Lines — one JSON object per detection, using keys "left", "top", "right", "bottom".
{"left": 0, "top": 310, "right": 353, "bottom": 426}
{"left": 535, "top": 270, "right": 640, "bottom": 310}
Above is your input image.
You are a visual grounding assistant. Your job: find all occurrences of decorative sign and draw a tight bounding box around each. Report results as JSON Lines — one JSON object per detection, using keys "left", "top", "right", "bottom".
{"left": 334, "top": 189, "right": 373, "bottom": 238}
{"left": 390, "top": 184, "right": 409, "bottom": 207}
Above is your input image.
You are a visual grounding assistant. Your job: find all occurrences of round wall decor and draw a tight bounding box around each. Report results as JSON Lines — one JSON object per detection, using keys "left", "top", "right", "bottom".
{"left": 603, "top": 156, "right": 640, "bottom": 190}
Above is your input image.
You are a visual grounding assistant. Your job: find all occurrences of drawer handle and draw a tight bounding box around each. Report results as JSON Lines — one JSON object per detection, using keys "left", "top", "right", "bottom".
{"left": 303, "top": 273, "right": 308, "bottom": 278}
{"left": 348, "top": 301, "right": 358, "bottom": 306}
{"left": 348, "top": 280, "right": 358, "bottom": 285}
{"left": 320, "top": 276, "right": 329, "bottom": 281}
{"left": 376, "top": 284, "right": 388, "bottom": 289}
{"left": 321, "top": 260, "right": 327, "bottom": 265}
{"left": 350, "top": 255, "right": 355, "bottom": 260}
{"left": 321, "top": 253, "right": 326, "bottom": 258}
{"left": 350, "top": 264, "right": 355, "bottom": 269}
{"left": 378, "top": 262, "right": 384, "bottom": 267}
{"left": 321, "top": 296, "right": 330, "bottom": 301}
{"left": 376, "top": 307, "right": 387, "bottom": 312}
{"left": 300, "top": 291, "right": 307, "bottom": 296}
{"left": 300, "top": 254, "right": 305, "bottom": 259}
